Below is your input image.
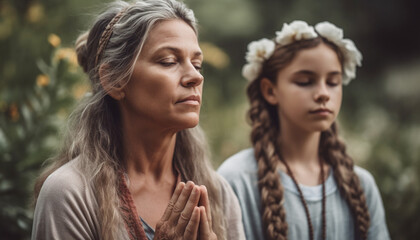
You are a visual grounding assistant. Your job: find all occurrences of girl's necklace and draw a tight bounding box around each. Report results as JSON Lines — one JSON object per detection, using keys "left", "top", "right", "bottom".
{"left": 282, "top": 159, "right": 326, "bottom": 240}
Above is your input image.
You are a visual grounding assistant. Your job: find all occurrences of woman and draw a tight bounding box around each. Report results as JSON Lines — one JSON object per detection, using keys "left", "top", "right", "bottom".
{"left": 32, "top": 0, "right": 244, "bottom": 239}
{"left": 218, "top": 21, "right": 389, "bottom": 240}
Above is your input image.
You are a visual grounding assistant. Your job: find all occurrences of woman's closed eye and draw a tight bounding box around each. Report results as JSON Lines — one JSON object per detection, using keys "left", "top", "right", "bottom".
{"left": 159, "top": 59, "right": 177, "bottom": 67}
{"left": 159, "top": 58, "right": 202, "bottom": 72}
{"left": 193, "top": 62, "right": 202, "bottom": 71}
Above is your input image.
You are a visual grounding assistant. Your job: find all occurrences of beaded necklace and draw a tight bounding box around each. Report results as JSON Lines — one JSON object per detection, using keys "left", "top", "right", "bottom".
{"left": 282, "top": 159, "right": 326, "bottom": 240}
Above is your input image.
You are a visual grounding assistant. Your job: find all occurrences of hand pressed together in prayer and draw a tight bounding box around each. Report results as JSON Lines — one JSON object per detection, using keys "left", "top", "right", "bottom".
{"left": 154, "top": 181, "right": 218, "bottom": 240}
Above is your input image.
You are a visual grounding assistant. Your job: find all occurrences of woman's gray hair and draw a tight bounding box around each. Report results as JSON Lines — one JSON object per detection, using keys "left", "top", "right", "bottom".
{"left": 76, "top": 0, "right": 197, "bottom": 95}
{"left": 35, "top": 0, "right": 227, "bottom": 239}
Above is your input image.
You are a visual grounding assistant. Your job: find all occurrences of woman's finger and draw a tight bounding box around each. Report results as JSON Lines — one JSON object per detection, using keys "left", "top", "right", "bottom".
{"left": 176, "top": 185, "right": 201, "bottom": 234}
{"left": 199, "top": 206, "right": 211, "bottom": 238}
{"left": 198, "top": 185, "right": 212, "bottom": 227}
{"left": 168, "top": 181, "right": 195, "bottom": 223}
{"left": 161, "top": 182, "right": 185, "bottom": 221}
{"left": 183, "top": 206, "right": 200, "bottom": 240}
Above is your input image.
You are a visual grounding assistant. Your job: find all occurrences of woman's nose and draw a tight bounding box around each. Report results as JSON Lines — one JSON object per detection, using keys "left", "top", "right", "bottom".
{"left": 181, "top": 63, "right": 203, "bottom": 88}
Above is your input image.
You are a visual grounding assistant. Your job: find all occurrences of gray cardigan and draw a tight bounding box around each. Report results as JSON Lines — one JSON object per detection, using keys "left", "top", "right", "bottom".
{"left": 218, "top": 148, "right": 390, "bottom": 240}
{"left": 32, "top": 158, "right": 245, "bottom": 240}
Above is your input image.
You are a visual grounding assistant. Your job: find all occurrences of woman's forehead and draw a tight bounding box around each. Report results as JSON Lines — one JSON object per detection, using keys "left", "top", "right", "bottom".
{"left": 142, "top": 19, "right": 199, "bottom": 54}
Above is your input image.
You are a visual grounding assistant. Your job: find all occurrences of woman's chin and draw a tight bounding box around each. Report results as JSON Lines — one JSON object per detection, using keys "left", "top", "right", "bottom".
{"left": 173, "top": 116, "right": 200, "bottom": 131}
{"left": 184, "top": 118, "right": 200, "bottom": 129}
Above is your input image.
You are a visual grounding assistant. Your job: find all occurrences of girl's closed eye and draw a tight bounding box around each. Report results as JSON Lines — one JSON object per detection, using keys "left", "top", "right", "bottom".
{"left": 327, "top": 75, "right": 342, "bottom": 86}
{"left": 294, "top": 76, "right": 314, "bottom": 86}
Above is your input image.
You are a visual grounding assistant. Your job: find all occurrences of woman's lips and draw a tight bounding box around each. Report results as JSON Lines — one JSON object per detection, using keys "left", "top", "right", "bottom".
{"left": 176, "top": 95, "right": 201, "bottom": 105}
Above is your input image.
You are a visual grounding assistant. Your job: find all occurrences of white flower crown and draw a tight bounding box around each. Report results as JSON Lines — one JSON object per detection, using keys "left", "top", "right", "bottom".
{"left": 242, "top": 20, "right": 362, "bottom": 85}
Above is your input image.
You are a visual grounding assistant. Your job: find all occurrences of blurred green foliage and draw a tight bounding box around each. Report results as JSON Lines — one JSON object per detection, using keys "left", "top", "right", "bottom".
{"left": 1, "top": 0, "right": 419, "bottom": 239}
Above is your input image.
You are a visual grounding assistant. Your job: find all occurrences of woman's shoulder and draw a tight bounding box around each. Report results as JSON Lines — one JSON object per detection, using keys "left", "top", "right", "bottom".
{"left": 36, "top": 157, "right": 98, "bottom": 212}
{"left": 215, "top": 173, "right": 238, "bottom": 205}
{"left": 35, "top": 157, "right": 100, "bottom": 222}
{"left": 214, "top": 173, "right": 246, "bottom": 240}
{"left": 217, "top": 148, "right": 257, "bottom": 177}
{"left": 41, "top": 158, "right": 89, "bottom": 196}
{"left": 32, "top": 157, "right": 100, "bottom": 239}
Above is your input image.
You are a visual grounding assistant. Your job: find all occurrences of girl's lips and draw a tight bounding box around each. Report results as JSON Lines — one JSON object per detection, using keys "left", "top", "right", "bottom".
{"left": 309, "top": 108, "right": 333, "bottom": 116}
{"left": 309, "top": 108, "right": 332, "bottom": 113}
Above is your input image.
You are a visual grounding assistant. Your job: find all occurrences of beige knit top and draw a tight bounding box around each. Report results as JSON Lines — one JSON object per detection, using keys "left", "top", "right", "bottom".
{"left": 31, "top": 158, "right": 245, "bottom": 240}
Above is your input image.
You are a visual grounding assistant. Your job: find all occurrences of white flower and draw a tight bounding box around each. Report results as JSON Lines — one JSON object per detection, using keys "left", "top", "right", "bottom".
{"left": 242, "top": 20, "right": 363, "bottom": 84}
{"left": 242, "top": 38, "right": 275, "bottom": 81}
{"left": 342, "top": 39, "right": 362, "bottom": 65}
{"left": 315, "top": 22, "right": 362, "bottom": 84}
{"left": 245, "top": 38, "right": 275, "bottom": 63}
{"left": 242, "top": 63, "right": 262, "bottom": 82}
{"left": 315, "top": 22, "right": 343, "bottom": 43}
{"left": 275, "top": 20, "right": 317, "bottom": 46}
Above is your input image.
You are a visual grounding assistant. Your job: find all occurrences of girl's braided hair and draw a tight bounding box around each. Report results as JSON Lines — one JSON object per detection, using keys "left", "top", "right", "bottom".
{"left": 247, "top": 37, "right": 370, "bottom": 239}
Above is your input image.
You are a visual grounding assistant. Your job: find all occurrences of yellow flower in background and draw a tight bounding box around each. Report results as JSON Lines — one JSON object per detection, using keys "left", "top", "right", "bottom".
{"left": 57, "top": 108, "right": 69, "bottom": 120}
{"left": 27, "top": 3, "right": 44, "bottom": 23}
{"left": 36, "top": 74, "right": 49, "bottom": 87}
{"left": 200, "top": 42, "right": 230, "bottom": 69}
{"left": 55, "top": 48, "right": 78, "bottom": 66}
{"left": 48, "top": 34, "right": 61, "bottom": 48}
{"left": 0, "top": 3, "right": 16, "bottom": 40}
{"left": 73, "top": 82, "right": 91, "bottom": 99}
{"left": 9, "top": 103, "right": 19, "bottom": 122}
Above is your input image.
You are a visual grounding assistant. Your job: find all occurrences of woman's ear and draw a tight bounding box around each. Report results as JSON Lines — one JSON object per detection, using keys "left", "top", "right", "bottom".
{"left": 260, "top": 78, "right": 278, "bottom": 105}
{"left": 99, "top": 64, "right": 125, "bottom": 100}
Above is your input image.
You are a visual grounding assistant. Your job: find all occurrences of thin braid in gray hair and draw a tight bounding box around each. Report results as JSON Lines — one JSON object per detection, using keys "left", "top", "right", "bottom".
{"left": 95, "top": 7, "right": 129, "bottom": 66}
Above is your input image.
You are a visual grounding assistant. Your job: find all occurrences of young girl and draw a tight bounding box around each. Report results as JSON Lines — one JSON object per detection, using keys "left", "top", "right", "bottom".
{"left": 218, "top": 21, "right": 389, "bottom": 240}
{"left": 32, "top": 0, "right": 244, "bottom": 239}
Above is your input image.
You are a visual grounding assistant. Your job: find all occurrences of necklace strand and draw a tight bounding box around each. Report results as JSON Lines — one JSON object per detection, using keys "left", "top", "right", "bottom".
{"left": 321, "top": 162, "right": 326, "bottom": 240}
{"left": 282, "top": 159, "right": 326, "bottom": 240}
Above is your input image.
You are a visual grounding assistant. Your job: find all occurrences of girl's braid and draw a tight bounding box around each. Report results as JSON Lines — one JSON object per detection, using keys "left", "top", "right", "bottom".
{"left": 248, "top": 82, "right": 288, "bottom": 240}
{"left": 320, "top": 123, "right": 370, "bottom": 239}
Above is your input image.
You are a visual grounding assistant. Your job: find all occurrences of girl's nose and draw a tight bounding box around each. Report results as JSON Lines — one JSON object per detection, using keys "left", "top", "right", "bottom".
{"left": 314, "top": 83, "right": 330, "bottom": 103}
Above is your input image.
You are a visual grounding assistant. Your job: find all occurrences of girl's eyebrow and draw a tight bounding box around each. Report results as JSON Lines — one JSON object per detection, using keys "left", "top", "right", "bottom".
{"left": 293, "top": 70, "right": 342, "bottom": 76}
{"left": 293, "top": 70, "right": 317, "bottom": 76}
{"left": 328, "top": 71, "right": 342, "bottom": 76}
